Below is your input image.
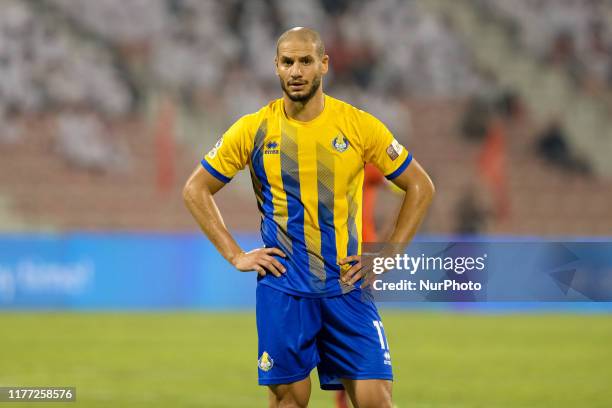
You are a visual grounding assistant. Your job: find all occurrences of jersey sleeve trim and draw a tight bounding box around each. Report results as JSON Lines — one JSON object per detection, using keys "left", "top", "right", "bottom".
{"left": 385, "top": 152, "right": 413, "bottom": 180}
{"left": 201, "top": 159, "right": 232, "bottom": 183}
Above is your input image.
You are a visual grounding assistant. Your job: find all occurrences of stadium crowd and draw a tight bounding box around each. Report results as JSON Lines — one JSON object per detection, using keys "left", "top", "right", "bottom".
{"left": 0, "top": 0, "right": 481, "bottom": 132}
{"left": 0, "top": 0, "right": 610, "bottom": 235}
{"left": 2, "top": 0, "right": 610, "bottom": 117}
{"left": 483, "top": 0, "right": 612, "bottom": 89}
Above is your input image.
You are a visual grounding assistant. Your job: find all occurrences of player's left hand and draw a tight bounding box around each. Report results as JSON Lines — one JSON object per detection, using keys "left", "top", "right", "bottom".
{"left": 339, "top": 255, "right": 364, "bottom": 286}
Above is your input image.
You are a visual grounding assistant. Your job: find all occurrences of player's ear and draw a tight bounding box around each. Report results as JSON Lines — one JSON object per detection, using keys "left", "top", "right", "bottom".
{"left": 274, "top": 56, "right": 279, "bottom": 76}
{"left": 321, "top": 54, "right": 329, "bottom": 75}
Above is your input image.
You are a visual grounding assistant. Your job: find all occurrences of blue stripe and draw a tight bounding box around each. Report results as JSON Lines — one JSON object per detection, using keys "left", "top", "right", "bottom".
{"left": 318, "top": 186, "right": 339, "bottom": 276}
{"left": 201, "top": 159, "right": 232, "bottom": 183}
{"left": 385, "top": 152, "right": 413, "bottom": 180}
{"left": 280, "top": 147, "right": 309, "bottom": 274}
{"left": 347, "top": 207, "right": 358, "bottom": 257}
{"left": 316, "top": 143, "right": 338, "bottom": 279}
{"left": 251, "top": 122, "right": 277, "bottom": 248}
{"left": 280, "top": 159, "right": 307, "bottom": 250}
{"left": 346, "top": 167, "right": 360, "bottom": 258}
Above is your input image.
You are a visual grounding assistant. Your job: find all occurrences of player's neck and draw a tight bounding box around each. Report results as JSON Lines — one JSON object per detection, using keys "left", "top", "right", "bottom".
{"left": 283, "top": 89, "right": 325, "bottom": 123}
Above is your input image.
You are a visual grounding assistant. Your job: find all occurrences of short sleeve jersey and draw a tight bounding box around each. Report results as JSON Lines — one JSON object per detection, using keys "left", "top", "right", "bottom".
{"left": 202, "top": 94, "right": 412, "bottom": 297}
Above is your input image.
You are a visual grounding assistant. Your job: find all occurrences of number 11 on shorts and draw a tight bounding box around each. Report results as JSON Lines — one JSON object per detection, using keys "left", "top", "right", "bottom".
{"left": 373, "top": 320, "right": 389, "bottom": 350}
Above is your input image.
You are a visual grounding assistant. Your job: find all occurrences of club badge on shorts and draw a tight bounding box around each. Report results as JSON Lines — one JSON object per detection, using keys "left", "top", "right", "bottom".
{"left": 258, "top": 351, "right": 274, "bottom": 372}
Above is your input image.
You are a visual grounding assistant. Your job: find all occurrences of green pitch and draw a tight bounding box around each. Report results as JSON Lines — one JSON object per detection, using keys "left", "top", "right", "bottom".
{"left": 0, "top": 312, "right": 610, "bottom": 407}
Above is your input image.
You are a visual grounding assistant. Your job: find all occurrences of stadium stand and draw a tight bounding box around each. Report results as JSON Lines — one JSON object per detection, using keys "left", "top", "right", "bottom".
{"left": 0, "top": 0, "right": 610, "bottom": 235}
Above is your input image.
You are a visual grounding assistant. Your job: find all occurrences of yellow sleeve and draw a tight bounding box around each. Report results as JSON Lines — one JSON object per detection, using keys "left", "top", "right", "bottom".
{"left": 201, "top": 114, "right": 254, "bottom": 183}
{"left": 361, "top": 111, "right": 412, "bottom": 180}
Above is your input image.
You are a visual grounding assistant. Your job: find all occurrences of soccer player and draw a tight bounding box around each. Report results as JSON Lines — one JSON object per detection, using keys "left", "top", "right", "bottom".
{"left": 183, "top": 27, "right": 434, "bottom": 408}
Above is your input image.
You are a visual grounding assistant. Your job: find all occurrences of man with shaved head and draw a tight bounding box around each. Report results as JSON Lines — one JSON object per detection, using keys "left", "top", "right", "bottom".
{"left": 184, "top": 27, "right": 435, "bottom": 408}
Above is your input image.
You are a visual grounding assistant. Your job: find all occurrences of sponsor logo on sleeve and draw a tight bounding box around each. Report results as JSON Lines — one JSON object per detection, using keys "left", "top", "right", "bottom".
{"left": 207, "top": 137, "right": 224, "bottom": 159}
{"left": 386, "top": 139, "right": 403, "bottom": 161}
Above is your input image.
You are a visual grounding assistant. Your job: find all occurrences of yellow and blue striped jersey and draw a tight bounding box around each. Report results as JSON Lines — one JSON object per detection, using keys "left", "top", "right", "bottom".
{"left": 202, "top": 94, "right": 412, "bottom": 297}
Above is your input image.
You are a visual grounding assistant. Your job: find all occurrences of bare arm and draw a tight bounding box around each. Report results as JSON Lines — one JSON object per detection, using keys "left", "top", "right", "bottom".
{"left": 341, "top": 158, "right": 435, "bottom": 284}
{"left": 385, "top": 158, "right": 435, "bottom": 243}
{"left": 182, "top": 166, "right": 286, "bottom": 276}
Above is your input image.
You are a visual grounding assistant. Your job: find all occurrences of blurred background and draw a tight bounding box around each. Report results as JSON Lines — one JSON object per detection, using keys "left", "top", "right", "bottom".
{"left": 0, "top": 0, "right": 611, "bottom": 407}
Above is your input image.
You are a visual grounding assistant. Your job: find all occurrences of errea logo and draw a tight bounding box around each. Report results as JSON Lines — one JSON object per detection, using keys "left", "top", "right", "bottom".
{"left": 265, "top": 141, "right": 279, "bottom": 155}
{"left": 384, "top": 351, "right": 392, "bottom": 366}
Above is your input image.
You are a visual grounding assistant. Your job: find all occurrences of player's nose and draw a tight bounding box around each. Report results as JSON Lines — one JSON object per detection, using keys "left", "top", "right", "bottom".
{"left": 289, "top": 65, "right": 302, "bottom": 78}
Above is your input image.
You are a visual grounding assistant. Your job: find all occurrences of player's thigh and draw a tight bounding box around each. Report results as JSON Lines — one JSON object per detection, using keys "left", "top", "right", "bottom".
{"left": 340, "top": 379, "right": 392, "bottom": 408}
{"left": 268, "top": 376, "right": 311, "bottom": 408}
{"left": 256, "top": 284, "right": 321, "bottom": 385}
{"left": 317, "top": 289, "right": 393, "bottom": 389}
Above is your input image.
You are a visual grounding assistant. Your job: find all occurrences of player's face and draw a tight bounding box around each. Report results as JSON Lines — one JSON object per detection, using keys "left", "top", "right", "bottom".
{"left": 275, "top": 40, "right": 328, "bottom": 103}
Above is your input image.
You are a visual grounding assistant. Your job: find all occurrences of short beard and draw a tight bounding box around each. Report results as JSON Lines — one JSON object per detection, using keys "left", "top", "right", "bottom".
{"left": 280, "top": 75, "right": 322, "bottom": 103}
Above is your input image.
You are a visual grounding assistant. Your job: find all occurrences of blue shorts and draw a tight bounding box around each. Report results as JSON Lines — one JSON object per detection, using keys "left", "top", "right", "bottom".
{"left": 256, "top": 283, "right": 393, "bottom": 390}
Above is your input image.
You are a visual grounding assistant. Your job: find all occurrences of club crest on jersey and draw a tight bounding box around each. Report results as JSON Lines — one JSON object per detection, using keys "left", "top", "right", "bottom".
{"left": 332, "top": 135, "right": 349, "bottom": 152}
{"left": 258, "top": 351, "right": 274, "bottom": 372}
{"left": 265, "top": 140, "right": 279, "bottom": 155}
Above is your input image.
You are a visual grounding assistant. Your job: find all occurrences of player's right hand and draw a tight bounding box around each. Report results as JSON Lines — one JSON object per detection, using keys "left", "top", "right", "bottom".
{"left": 231, "top": 247, "right": 287, "bottom": 277}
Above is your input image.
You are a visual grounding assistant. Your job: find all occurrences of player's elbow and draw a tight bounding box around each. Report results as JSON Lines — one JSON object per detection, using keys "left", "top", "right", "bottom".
{"left": 418, "top": 174, "right": 435, "bottom": 207}
{"left": 182, "top": 180, "right": 198, "bottom": 208}
{"left": 426, "top": 176, "right": 435, "bottom": 200}
{"left": 183, "top": 175, "right": 215, "bottom": 208}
